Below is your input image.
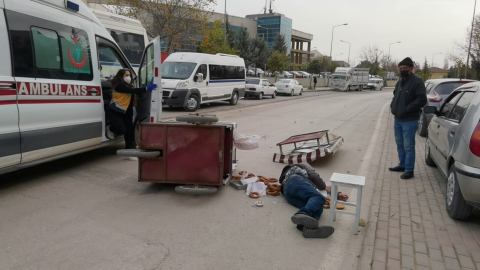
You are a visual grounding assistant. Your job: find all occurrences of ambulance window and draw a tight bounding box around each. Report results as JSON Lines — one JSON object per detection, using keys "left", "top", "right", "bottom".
{"left": 98, "top": 46, "right": 127, "bottom": 79}
{"left": 31, "top": 27, "right": 60, "bottom": 69}
{"left": 139, "top": 44, "right": 154, "bottom": 87}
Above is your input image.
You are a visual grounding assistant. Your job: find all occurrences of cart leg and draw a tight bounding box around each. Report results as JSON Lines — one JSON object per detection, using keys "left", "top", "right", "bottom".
{"left": 317, "top": 139, "right": 321, "bottom": 149}
{"left": 279, "top": 145, "right": 284, "bottom": 155}
{"left": 294, "top": 143, "right": 297, "bottom": 150}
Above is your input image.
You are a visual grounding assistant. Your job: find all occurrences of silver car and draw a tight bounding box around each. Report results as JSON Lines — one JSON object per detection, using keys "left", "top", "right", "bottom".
{"left": 424, "top": 82, "right": 480, "bottom": 220}
{"left": 418, "top": 79, "right": 474, "bottom": 137}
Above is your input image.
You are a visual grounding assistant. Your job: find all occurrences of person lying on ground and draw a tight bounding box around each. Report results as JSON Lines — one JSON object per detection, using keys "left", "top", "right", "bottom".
{"left": 279, "top": 164, "right": 348, "bottom": 238}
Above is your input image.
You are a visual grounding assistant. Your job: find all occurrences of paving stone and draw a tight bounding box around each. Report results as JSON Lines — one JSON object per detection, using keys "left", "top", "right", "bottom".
{"left": 442, "top": 245, "right": 457, "bottom": 258}
{"left": 401, "top": 233, "right": 413, "bottom": 245}
{"left": 458, "top": 255, "right": 476, "bottom": 269}
{"left": 413, "top": 231, "right": 426, "bottom": 242}
{"left": 388, "top": 246, "right": 401, "bottom": 260}
{"left": 402, "top": 244, "right": 414, "bottom": 257}
{"left": 373, "top": 248, "right": 387, "bottom": 263}
{"left": 375, "top": 238, "right": 388, "bottom": 251}
{"left": 376, "top": 229, "right": 388, "bottom": 240}
{"left": 389, "top": 236, "right": 401, "bottom": 248}
{"left": 387, "top": 258, "right": 401, "bottom": 270}
{"left": 414, "top": 241, "right": 428, "bottom": 254}
{"left": 372, "top": 260, "right": 386, "bottom": 270}
{"left": 472, "top": 251, "right": 480, "bottom": 263}
{"left": 401, "top": 255, "right": 415, "bottom": 269}
{"left": 415, "top": 252, "right": 429, "bottom": 267}
{"left": 429, "top": 260, "right": 447, "bottom": 270}
{"left": 430, "top": 248, "right": 443, "bottom": 261}
{"left": 455, "top": 244, "right": 471, "bottom": 256}
{"left": 426, "top": 238, "right": 441, "bottom": 250}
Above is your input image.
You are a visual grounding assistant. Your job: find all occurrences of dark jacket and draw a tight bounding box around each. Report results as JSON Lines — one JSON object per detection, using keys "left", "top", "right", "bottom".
{"left": 390, "top": 74, "right": 427, "bottom": 122}
{"left": 279, "top": 163, "right": 326, "bottom": 194}
{"left": 314, "top": 77, "right": 318, "bottom": 83}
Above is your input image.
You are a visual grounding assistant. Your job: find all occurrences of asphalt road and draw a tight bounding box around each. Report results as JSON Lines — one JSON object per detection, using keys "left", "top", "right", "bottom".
{"left": 0, "top": 89, "right": 394, "bottom": 270}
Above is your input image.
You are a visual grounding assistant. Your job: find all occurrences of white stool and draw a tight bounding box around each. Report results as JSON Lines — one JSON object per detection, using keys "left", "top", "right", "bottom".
{"left": 329, "top": 173, "right": 365, "bottom": 235}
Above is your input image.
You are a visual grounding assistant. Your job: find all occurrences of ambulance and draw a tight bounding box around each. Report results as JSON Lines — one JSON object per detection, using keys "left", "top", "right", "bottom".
{"left": 0, "top": 0, "right": 162, "bottom": 174}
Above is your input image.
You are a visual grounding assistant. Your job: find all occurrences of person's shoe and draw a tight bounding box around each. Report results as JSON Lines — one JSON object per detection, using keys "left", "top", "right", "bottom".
{"left": 401, "top": 171, "right": 414, "bottom": 179}
{"left": 302, "top": 226, "right": 335, "bottom": 238}
{"left": 105, "top": 126, "right": 115, "bottom": 140}
{"left": 291, "top": 213, "right": 318, "bottom": 229}
{"left": 389, "top": 166, "right": 405, "bottom": 172}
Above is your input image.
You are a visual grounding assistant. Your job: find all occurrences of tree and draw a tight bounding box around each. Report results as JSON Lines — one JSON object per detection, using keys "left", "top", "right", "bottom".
{"left": 307, "top": 58, "right": 322, "bottom": 74}
{"left": 358, "top": 44, "right": 385, "bottom": 75}
{"left": 272, "top": 34, "right": 288, "bottom": 54}
{"left": 197, "top": 20, "right": 238, "bottom": 55}
{"left": 234, "top": 27, "right": 252, "bottom": 68}
{"left": 110, "top": 0, "right": 215, "bottom": 52}
{"left": 251, "top": 36, "right": 269, "bottom": 75}
{"left": 225, "top": 16, "right": 236, "bottom": 48}
{"left": 417, "top": 58, "right": 432, "bottom": 81}
{"left": 444, "top": 58, "right": 449, "bottom": 70}
{"left": 268, "top": 51, "right": 289, "bottom": 79}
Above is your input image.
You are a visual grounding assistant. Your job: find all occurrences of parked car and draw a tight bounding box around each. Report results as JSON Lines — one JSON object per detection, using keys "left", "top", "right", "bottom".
{"left": 298, "top": 71, "right": 311, "bottom": 78}
{"left": 424, "top": 82, "right": 480, "bottom": 220}
{"left": 247, "top": 68, "right": 264, "bottom": 76}
{"left": 276, "top": 71, "right": 294, "bottom": 78}
{"left": 291, "top": 71, "right": 303, "bottom": 78}
{"left": 245, "top": 78, "right": 277, "bottom": 99}
{"left": 274, "top": 79, "right": 304, "bottom": 96}
{"left": 418, "top": 79, "right": 475, "bottom": 137}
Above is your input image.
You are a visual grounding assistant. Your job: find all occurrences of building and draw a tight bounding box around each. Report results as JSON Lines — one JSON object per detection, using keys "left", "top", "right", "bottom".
{"left": 291, "top": 29, "right": 313, "bottom": 68}
{"left": 245, "top": 13, "right": 293, "bottom": 55}
{"left": 332, "top": 61, "right": 350, "bottom": 68}
{"left": 430, "top": 67, "right": 448, "bottom": 79}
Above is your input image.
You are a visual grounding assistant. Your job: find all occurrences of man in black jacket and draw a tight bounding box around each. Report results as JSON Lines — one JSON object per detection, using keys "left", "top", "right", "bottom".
{"left": 279, "top": 164, "right": 335, "bottom": 238}
{"left": 390, "top": 57, "right": 427, "bottom": 179}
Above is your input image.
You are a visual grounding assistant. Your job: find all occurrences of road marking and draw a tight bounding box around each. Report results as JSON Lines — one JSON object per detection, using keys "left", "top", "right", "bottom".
{"left": 357, "top": 101, "right": 389, "bottom": 176}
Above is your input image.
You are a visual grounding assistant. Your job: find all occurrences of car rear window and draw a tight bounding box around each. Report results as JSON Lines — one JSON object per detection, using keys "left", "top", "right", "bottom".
{"left": 246, "top": 79, "right": 260, "bottom": 84}
{"left": 435, "top": 82, "right": 469, "bottom": 95}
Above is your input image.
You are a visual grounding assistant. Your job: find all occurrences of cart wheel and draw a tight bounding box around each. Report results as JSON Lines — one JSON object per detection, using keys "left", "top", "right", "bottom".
{"left": 175, "top": 185, "right": 218, "bottom": 195}
{"left": 117, "top": 149, "right": 161, "bottom": 158}
{"left": 176, "top": 114, "right": 219, "bottom": 124}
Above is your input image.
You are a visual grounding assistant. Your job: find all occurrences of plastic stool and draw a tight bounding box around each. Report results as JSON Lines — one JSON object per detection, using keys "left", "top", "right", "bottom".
{"left": 329, "top": 173, "right": 365, "bottom": 235}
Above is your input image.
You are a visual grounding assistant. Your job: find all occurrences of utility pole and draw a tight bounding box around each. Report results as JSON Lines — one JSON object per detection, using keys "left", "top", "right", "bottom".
{"left": 431, "top": 53, "right": 442, "bottom": 68}
{"left": 340, "top": 40, "right": 351, "bottom": 66}
{"left": 224, "top": 0, "right": 227, "bottom": 45}
{"left": 466, "top": 0, "right": 477, "bottom": 79}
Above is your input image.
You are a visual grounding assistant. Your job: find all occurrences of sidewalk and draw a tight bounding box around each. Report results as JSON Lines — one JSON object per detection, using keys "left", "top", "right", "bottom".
{"left": 366, "top": 115, "right": 480, "bottom": 270}
{"left": 305, "top": 86, "right": 332, "bottom": 92}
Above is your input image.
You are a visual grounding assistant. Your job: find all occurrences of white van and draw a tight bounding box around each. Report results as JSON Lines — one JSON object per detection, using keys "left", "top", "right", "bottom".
{"left": 161, "top": 53, "right": 246, "bottom": 111}
{"left": 91, "top": 8, "right": 149, "bottom": 74}
{"left": 0, "top": 0, "right": 162, "bottom": 174}
{"left": 367, "top": 78, "right": 384, "bottom": 91}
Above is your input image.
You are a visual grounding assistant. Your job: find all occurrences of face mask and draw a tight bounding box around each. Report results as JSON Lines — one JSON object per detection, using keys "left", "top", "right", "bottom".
{"left": 401, "top": 70, "right": 410, "bottom": 78}
{"left": 124, "top": 76, "right": 131, "bottom": 84}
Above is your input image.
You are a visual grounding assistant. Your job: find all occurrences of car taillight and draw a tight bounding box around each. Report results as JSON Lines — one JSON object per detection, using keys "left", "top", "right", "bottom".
{"left": 249, "top": 88, "right": 256, "bottom": 90}
{"left": 286, "top": 85, "right": 289, "bottom": 88}
{"left": 470, "top": 122, "right": 480, "bottom": 157}
{"left": 428, "top": 91, "right": 442, "bottom": 103}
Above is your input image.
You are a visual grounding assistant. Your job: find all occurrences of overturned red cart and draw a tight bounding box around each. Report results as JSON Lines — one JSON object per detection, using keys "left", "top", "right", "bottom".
{"left": 118, "top": 115, "right": 237, "bottom": 195}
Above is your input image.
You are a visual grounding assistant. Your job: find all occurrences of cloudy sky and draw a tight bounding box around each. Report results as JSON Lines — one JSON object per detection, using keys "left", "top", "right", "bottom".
{"left": 214, "top": 0, "right": 476, "bottom": 68}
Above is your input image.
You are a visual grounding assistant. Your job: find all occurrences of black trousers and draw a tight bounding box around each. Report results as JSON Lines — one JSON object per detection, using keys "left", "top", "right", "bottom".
{"left": 107, "top": 107, "right": 135, "bottom": 149}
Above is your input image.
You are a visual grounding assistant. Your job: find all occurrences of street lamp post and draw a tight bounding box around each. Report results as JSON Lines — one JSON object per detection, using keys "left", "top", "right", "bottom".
{"left": 329, "top": 23, "right": 348, "bottom": 63}
{"left": 431, "top": 52, "right": 443, "bottom": 68}
{"left": 387, "top": 41, "right": 401, "bottom": 80}
{"left": 257, "top": 25, "right": 269, "bottom": 43}
{"left": 335, "top": 53, "right": 343, "bottom": 61}
{"left": 466, "top": 0, "right": 477, "bottom": 78}
{"left": 224, "top": 0, "right": 227, "bottom": 44}
{"left": 340, "top": 40, "right": 351, "bottom": 66}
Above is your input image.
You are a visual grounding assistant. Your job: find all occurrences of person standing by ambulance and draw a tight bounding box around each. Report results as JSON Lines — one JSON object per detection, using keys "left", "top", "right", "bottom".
{"left": 105, "top": 68, "right": 157, "bottom": 152}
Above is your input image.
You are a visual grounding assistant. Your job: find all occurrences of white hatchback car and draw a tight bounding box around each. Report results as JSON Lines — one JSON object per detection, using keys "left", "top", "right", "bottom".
{"left": 245, "top": 78, "right": 277, "bottom": 99}
{"left": 274, "top": 79, "right": 304, "bottom": 96}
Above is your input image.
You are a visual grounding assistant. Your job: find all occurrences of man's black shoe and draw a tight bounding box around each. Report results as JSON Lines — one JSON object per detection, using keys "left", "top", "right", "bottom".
{"left": 401, "top": 171, "right": 414, "bottom": 179}
{"left": 291, "top": 213, "right": 318, "bottom": 229}
{"left": 389, "top": 166, "right": 406, "bottom": 172}
{"left": 302, "top": 226, "right": 335, "bottom": 238}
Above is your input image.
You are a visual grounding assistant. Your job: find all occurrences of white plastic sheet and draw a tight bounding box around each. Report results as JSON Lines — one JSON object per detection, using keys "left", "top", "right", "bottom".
{"left": 233, "top": 131, "right": 268, "bottom": 150}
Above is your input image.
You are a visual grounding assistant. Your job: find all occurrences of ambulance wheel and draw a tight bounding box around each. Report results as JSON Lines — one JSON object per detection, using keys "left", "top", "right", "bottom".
{"left": 175, "top": 114, "right": 219, "bottom": 124}
{"left": 175, "top": 185, "right": 218, "bottom": 195}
